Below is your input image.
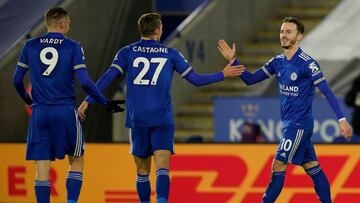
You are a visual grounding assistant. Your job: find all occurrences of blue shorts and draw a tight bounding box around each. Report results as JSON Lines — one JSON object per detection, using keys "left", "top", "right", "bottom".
{"left": 129, "top": 125, "right": 175, "bottom": 158}
{"left": 275, "top": 126, "right": 317, "bottom": 165}
{"left": 26, "top": 105, "right": 84, "bottom": 161}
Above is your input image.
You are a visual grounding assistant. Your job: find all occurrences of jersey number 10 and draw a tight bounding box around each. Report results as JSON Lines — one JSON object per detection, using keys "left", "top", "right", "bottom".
{"left": 40, "top": 47, "right": 59, "bottom": 76}
{"left": 133, "top": 57, "right": 167, "bottom": 86}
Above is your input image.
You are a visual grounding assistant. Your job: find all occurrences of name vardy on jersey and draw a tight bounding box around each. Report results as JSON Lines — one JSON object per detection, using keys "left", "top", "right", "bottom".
{"left": 40, "top": 38, "right": 64, "bottom": 44}
{"left": 132, "top": 46, "right": 168, "bottom": 53}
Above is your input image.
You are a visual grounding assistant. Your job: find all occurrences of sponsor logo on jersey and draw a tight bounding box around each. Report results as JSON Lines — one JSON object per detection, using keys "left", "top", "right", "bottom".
{"left": 308, "top": 62, "right": 321, "bottom": 77}
{"left": 279, "top": 83, "right": 299, "bottom": 96}
{"left": 280, "top": 152, "right": 287, "bottom": 158}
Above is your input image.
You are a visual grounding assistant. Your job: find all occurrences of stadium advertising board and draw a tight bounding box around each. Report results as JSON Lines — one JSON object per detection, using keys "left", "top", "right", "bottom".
{"left": 214, "top": 97, "right": 352, "bottom": 143}
{"left": 1, "top": 144, "right": 359, "bottom": 203}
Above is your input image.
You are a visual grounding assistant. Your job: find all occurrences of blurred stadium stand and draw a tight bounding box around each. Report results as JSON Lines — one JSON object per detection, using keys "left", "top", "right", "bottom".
{"left": 154, "top": 0, "right": 206, "bottom": 41}
{"left": 0, "top": 0, "right": 64, "bottom": 60}
{"left": 1, "top": 0, "right": 354, "bottom": 143}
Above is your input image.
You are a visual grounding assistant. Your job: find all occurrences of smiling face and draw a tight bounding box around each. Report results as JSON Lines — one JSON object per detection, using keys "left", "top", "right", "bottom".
{"left": 280, "top": 22, "right": 303, "bottom": 49}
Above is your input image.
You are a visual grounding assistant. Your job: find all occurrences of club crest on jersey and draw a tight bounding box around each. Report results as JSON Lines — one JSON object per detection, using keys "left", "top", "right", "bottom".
{"left": 308, "top": 62, "right": 320, "bottom": 76}
{"left": 277, "top": 72, "right": 281, "bottom": 77}
{"left": 290, "top": 72, "right": 297, "bottom": 81}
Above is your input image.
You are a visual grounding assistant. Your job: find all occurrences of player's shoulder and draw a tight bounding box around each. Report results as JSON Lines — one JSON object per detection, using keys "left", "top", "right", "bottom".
{"left": 268, "top": 53, "right": 284, "bottom": 64}
{"left": 24, "top": 36, "right": 41, "bottom": 47}
{"left": 116, "top": 44, "right": 132, "bottom": 56}
{"left": 166, "top": 47, "right": 184, "bottom": 59}
{"left": 297, "top": 49, "right": 317, "bottom": 64}
{"left": 264, "top": 53, "right": 283, "bottom": 66}
{"left": 296, "top": 49, "right": 321, "bottom": 74}
{"left": 275, "top": 53, "right": 285, "bottom": 59}
{"left": 63, "top": 37, "right": 82, "bottom": 49}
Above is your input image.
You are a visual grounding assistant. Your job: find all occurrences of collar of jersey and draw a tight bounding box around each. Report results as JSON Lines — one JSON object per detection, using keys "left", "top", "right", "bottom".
{"left": 284, "top": 47, "right": 302, "bottom": 64}
{"left": 45, "top": 32, "right": 65, "bottom": 38}
{"left": 140, "top": 39, "right": 158, "bottom": 44}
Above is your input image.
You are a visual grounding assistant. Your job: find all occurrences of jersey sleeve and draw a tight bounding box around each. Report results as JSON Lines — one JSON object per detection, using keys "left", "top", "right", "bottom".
{"left": 171, "top": 49, "right": 192, "bottom": 77}
{"left": 261, "top": 57, "right": 276, "bottom": 78}
{"left": 17, "top": 42, "right": 30, "bottom": 70}
{"left": 73, "top": 43, "right": 87, "bottom": 70}
{"left": 110, "top": 47, "right": 128, "bottom": 74}
{"left": 304, "top": 60, "right": 326, "bottom": 86}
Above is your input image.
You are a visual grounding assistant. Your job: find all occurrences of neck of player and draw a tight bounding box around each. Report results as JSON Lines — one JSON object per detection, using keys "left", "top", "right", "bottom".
{"left": 284, "top": 45, "right": 299, "bottom": 61}
{"left": 141, "top": 35, "right": 158, "bottom": 41}
{"left": 47, "top": 27, "right": 65, "bottom": 35}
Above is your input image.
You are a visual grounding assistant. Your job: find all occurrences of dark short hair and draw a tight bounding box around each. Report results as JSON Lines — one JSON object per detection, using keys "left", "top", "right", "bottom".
{"left": 138, "top": 13, "right": 161, "bottom": 37}
{"left": 282, "top": 16, "right": 304, "bottom": 34}
{"left": 45, "top": 7, "right": 68, "bottom": 26}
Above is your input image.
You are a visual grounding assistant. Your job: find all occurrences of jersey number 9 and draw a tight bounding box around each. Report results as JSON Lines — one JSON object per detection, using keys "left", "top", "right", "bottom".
{"left": 40, "top": 47, "right": 59, "bottom": 76}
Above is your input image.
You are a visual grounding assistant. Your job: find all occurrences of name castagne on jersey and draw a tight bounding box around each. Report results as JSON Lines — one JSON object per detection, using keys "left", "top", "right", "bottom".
{"left": 132, "top": 46, "right": 168, "bottom": 53}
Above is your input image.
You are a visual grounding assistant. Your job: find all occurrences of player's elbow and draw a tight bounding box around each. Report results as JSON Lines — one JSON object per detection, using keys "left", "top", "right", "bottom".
{"left": 12, "top": 77, "right": 22, "bottom": 87}
{"left": 242, "top": 79, "right": 255, "bottom": 86}
{"left": 239, "top": 76, "right": 255, "bottom": 86}
{"left": 191, "top": 81, "right": 203, "bottom": 87}
{"left": 185, "top": 76, "right": 203, "bottom": 87}
{"left": 79, "top": 78, "right": 92, "bottom": 91}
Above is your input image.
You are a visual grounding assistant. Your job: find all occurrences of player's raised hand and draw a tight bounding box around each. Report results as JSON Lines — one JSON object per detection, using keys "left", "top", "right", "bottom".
{"left": 339, "top": 119, "right": 353, "bottom": 139}
{"left": 78, "top": 101, "right": 89, "bottom": 122}
{"left": 103, "top": 100, "right": 125, "bottom": 113}
{"left": 218, "top": 39, "right": 236, "bottom": 62}
{"left": 223, "top": 64, "right": 245, "bottom": 77}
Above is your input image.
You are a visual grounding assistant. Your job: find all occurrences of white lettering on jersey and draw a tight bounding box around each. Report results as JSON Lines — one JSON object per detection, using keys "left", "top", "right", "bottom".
{"left": 308, "top": 62, "right": 321, "bottom": 76}
{"left": 40, "top": 38, "right": 64, "bottom": 44}
{"left": 132, "top": 46, "right": 168, "bottom": 53}
{"left": 279, "top": 83, "right": 299, "bottom": 96}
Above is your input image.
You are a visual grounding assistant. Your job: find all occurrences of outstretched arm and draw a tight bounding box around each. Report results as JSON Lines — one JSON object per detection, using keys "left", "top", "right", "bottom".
{"left": 218, "top": 39, "right": 272, "bottom": 85}
{"left": 317, "top": 80, "right": 352, "bottom": 138}
{"left": 183, "top": 63, "right": 244, "bottom": 87}
{"left": 232, "top": 59, "right": 269, "bottom": 85}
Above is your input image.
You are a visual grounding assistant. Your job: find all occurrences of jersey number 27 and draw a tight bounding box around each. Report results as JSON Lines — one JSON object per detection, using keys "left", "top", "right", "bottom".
{"left": 133, "top": 57, "right": 167, "bottom": 86}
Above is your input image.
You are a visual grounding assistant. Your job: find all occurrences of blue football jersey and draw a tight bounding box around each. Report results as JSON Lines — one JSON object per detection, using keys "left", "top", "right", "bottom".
{"left": 110, "top": 39, "right": 191, "bottom": 127}
{"left": 17, "top": 32, "right": 86, "bottom": 106}
{"left": 262, "top": 48, "right": 326, "bottom": 129}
